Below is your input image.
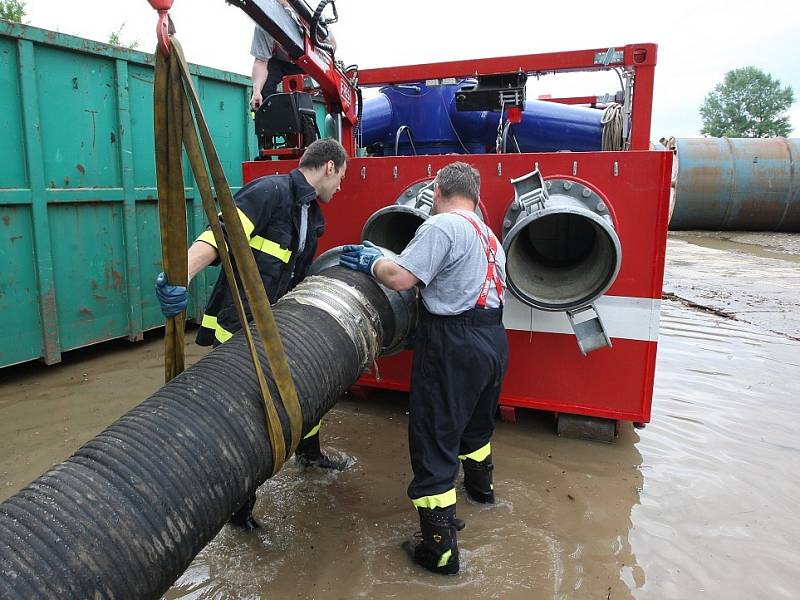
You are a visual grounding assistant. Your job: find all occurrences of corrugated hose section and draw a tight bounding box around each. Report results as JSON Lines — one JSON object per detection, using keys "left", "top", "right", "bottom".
{"left": 0, "top": 267, "right": 399, "bottom": 600}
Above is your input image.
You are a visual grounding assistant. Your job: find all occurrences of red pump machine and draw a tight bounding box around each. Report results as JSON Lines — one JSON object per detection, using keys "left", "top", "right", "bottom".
{"left": 221, "top": 1, "right": 671, "bottom": 439}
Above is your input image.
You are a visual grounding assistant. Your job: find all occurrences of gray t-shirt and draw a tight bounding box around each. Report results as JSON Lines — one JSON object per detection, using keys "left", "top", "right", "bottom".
{"left": 251, "top": 26, "right": 292, "bottom": 62}
{"left": 395, "top": 210, "right": 506, "bottom": 315}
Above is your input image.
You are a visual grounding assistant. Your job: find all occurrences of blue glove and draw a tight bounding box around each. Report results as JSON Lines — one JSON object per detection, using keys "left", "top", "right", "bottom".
{"left": 339, "top": 240, "right": 385, "bottom": 275}
{"left": 155, "top": 272, "right": 188, "bottom": 318}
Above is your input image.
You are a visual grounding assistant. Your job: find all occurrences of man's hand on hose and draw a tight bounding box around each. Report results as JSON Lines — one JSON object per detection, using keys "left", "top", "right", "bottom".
{"left": 155, "top": 272, "right": 188, "bottom": 318}
{"left": 339, "top": 241, "right": 385, "bottom": 275}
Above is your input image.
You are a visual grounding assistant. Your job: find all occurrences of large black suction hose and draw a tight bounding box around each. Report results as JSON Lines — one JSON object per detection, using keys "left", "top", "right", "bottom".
{"left": 0, "top": 261, "right": 415, "bottom": 600}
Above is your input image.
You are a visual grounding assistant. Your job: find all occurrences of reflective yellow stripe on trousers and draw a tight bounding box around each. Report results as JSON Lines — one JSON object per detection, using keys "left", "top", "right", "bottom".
{"left": 303, "top": 421, "right": 322, "bottom": 439}
{"left": 458, "top": 442, "right": 491, "bottom": 462}
{"left": 411, "top": 487, "right": 457, "bottom": 510}
{"left": 201, "top": 314, "right": 233, "bottom": 343}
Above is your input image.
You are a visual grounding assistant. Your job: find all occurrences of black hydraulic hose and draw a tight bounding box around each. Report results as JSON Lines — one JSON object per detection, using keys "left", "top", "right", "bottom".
{"left": 309, "top": 0, "right": 336, "bottom": 51}
{"left": 0, "top": 267, "right": 404, "bottom": 600}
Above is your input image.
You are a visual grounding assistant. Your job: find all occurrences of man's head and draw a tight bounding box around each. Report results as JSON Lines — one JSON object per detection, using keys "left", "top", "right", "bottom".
{"left": 298, "top": 138, "right": 348, "bottom": 203}
{"left": 432, "top": 162, "right": 481, "bottom": 215}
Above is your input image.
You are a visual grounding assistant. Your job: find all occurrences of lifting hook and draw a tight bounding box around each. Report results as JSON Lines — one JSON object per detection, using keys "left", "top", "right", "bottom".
{"left": 147, "top": 0, "right": 174, "bottom": 57}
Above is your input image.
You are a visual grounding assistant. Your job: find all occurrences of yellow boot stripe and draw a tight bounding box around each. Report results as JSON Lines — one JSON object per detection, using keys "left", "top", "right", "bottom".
{"left": 458, "top": 442, "right": 491, "bottom": 463}
{"left": 303, "top": 421, "right": 322, "bottom": 439}
{"left": 437, "top": 549, "right": 452, "bottom": 568}
{"left": 411, "top": 488, "right": 456, "bottom": 510}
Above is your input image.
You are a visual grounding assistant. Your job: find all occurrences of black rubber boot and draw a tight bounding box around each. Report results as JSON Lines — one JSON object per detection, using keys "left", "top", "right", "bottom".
{"left": 228, "top": 493, "right": 260, "bottom": 531}
{"left": 295, "top": 433, "right": 346, "bottom": 470}
{"left": 462, "top": 454, "right": 495, "bottom": 504}
{"left": 403, "top": 506, "right": 465, "bottom": 575}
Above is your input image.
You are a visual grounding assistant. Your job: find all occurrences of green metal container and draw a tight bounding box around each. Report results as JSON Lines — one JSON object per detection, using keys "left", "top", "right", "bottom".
{"left": 0, "top": 21, "right": 261, "bottom": 367}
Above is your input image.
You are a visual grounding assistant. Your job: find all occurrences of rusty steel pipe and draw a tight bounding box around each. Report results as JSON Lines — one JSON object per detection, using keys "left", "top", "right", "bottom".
{"left": 669, "top": 137, "right": 800, "bottom": 231}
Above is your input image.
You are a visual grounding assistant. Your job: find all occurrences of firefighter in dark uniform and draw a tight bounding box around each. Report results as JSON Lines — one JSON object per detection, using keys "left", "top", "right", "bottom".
{"left": 155, "top": 138, "right": 348, "bottom": 530}
{"left": 339, "top": 162, "right": 509, "bottom": 575}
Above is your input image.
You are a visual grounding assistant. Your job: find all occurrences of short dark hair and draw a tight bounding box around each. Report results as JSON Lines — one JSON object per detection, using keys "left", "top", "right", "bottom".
{"left": 435, "top": 162, "right": 480, "bottom": 204}
{"left": 299, "top": 138, "right": 348, "bottom": 171}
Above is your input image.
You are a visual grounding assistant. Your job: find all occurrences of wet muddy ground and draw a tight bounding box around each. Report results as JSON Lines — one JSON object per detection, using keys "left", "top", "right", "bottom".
{"left": 1, "top": 232, "right": 798, "bottom": 599}
{"left": 665, "top": 232, "right": 800, "bottom": 340}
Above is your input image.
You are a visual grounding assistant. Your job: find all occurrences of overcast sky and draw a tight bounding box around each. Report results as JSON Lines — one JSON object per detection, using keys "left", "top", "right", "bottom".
{"left": 23, "top": 0, "right": 800, "bottom": 139}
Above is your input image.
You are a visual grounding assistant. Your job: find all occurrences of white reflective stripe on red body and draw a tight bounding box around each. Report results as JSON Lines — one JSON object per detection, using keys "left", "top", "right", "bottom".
{"left": 454, "top": 211, "right": 504, "bottom": 307}
{"left": 502, "top": 295, "right": 662, "bottom": 342}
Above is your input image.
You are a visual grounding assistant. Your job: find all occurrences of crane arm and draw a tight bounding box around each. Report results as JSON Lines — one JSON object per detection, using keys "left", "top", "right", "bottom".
{"left": 227, "top": 0, "right": 358, "bottom": 129}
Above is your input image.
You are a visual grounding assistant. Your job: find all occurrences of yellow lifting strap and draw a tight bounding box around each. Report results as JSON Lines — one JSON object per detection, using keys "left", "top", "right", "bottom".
{"left": 153, "top": 36, "right": 303, "bottom": 475}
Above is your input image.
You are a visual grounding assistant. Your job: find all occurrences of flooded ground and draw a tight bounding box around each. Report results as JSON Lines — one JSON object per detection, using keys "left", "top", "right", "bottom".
{"left": 665, "top": 232, "right": 800, "bottom": 340}
{"left": 1, "top": 232, "right": 798, "bottom": 599}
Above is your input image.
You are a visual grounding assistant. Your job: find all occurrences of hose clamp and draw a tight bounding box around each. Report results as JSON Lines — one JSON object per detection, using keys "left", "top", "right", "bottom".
{"left": 511, "top": 169, "right": 548, "bottom": 214}
{"left": 287, "top": 275, "right": 382, "bottom": 373}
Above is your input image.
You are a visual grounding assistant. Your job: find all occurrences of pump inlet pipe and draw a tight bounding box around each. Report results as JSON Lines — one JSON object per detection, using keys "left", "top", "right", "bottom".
{"left": 0, "top": 262, "right": 416, "bottom": 600}
{"left": 359, "top": 168, "right": 621, "bottom": 355}
{"left": 501, "top": 170, "right": 622, "bottom": 354}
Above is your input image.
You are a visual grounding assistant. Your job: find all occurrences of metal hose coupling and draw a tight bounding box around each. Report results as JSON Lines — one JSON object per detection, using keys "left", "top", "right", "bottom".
{"left": 360, "top": 178, "right": 487, "bottom": 255}
{"left": 502, "top": 169, "right": 622, "bottom": 354}
{"left": 308, "top": 246, "right": 419, "bottom": 357}
{"left": 287, "top": 274, "right": 383, "bottom": 373}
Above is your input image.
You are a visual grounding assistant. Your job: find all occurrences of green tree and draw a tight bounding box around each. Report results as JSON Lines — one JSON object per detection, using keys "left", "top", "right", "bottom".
{"left": 108, "top": 22, "right": 139, "bottom": 50}
{"left": 0, "top": 0, "right": 26, "bottom": 22}
{"left": 700, "top": 67, "right": 794, "bottom": 137}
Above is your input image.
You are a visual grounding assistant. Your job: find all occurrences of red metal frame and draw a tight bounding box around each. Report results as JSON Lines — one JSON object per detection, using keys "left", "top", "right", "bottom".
{"left": 243, "top": 43, "right": 671, "bottom": 425}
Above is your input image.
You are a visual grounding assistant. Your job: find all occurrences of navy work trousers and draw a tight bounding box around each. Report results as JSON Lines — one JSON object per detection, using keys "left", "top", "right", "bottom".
{"left": 407, "top": 305, "right": 509, "bottom": 502}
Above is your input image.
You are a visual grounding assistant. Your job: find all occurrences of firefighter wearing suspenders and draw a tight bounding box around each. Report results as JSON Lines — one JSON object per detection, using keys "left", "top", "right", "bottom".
{"left": 155, "top": 138, "right": 349, "bottom": 530}
{"left": 340, "top": 162, "right": 509, "bottom": 575}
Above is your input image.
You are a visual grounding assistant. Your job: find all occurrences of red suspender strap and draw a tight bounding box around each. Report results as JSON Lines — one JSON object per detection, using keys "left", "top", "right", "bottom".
{"left": 455, "top": 212, "right": 505, "bottom": 308}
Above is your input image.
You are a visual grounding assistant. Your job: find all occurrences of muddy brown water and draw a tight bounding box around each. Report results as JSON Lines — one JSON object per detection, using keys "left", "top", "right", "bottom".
{"left": 1, "top": 236, "right": 799, "bottom": 599}
{"left": 664, "top": 234, "right": 800, "bottom": 341}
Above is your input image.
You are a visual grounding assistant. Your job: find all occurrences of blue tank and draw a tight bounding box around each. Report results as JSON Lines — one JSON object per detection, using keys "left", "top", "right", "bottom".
{"left": 359, "top": 81, "right": 604, "bottom": 155}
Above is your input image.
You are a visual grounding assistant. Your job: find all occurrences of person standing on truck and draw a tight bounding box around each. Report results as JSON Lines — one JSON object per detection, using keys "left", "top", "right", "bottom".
{"left": 249, "top": 0, "right": 337, "bottom": 111}
{"left": 338, "top": 161, "right": 509, "bottom": 575}
{"left": 155, "top": 138, "right": 348, "bottom": 530}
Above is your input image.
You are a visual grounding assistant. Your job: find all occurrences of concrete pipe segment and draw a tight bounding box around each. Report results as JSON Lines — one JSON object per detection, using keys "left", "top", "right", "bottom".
{"left": 669, "top": 137, "right": 800, "bottom": 232}
{"left": 0, "top": 263, "right": 415, "bottom": 599}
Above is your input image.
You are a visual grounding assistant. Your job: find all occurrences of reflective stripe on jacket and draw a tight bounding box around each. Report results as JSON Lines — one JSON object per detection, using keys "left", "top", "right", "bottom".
{"left": 196, "top": 169, "right": 323, "bottom": 346}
